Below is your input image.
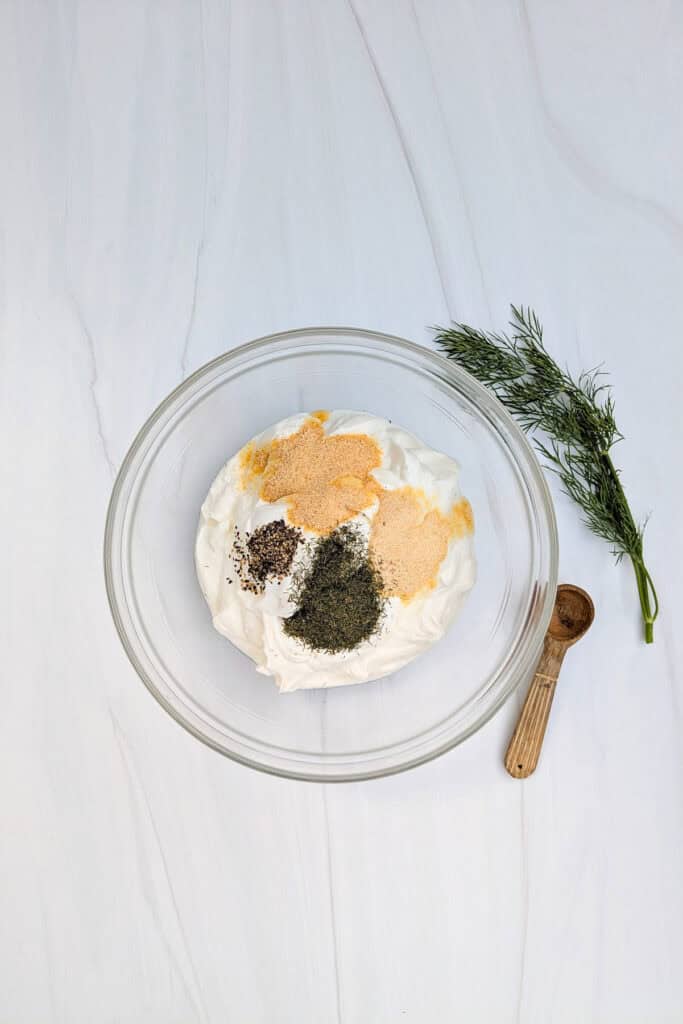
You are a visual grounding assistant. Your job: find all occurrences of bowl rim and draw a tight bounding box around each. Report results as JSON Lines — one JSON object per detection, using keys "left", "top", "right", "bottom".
{"left": 104, "top": 325, "right": 558, "bottom": 781}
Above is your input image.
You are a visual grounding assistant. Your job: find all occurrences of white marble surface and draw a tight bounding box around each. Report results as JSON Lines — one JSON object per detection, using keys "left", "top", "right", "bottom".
{"left": 2, "top": 1, "right": 682, "bottom": 1020}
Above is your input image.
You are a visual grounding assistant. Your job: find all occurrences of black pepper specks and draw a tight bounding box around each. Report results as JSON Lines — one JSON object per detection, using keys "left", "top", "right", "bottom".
{"left": 232, "top": 520, "right": 303, "bottom": 594}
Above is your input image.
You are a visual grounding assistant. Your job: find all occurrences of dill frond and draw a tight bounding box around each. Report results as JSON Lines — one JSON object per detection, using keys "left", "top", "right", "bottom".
{"left": 435, "top": 306, "right": 658, "bottom": 643}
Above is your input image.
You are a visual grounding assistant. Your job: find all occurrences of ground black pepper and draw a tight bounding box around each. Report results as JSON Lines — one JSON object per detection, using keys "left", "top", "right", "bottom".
{"left": 283, "top": 526, "right": 384, "bottom": 653}
{"left": 232, "top": 520, "right": 302, "bottom": 594}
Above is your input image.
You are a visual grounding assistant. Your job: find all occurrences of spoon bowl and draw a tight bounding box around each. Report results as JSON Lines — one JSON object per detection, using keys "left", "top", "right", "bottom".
{"left": 548, "top": 584, "right": 595, "bottom": 644}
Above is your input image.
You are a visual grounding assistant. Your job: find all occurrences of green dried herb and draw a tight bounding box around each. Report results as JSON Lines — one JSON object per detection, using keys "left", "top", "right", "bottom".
{"left": 283, "top": 526, "right": 384, "bottom": 653}
{"left": 434, "top": 305, "right": 658, "bottom": 643}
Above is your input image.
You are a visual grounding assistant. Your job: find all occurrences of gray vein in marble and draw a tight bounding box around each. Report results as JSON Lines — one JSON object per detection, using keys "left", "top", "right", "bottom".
{"left": 347, "top": 0, "right": 451, "bottom": 318}
{"left": 409, "top": 0, "right": 491, "bottom": 318}
{"left": 515, "top": 785, "right": 529, "bottom": 1024}
{"left": 518, "top": 0, "right": 683, "bottom": 249}
{"left": 62, "top": 41, "right": 117, "bottom": 482}
{"left": 68, "top": 292, "right": 117, "bottom": 478}
{"left": 592, "top": 834, "right": 607, "bottom": 1023}
{"left": 321, "top": 786, "right": 343, "bottom": 1024}
{"left": 180, "top": 0, "right": 209, "bottom": 381}
{"left": 180, "top": 243, "right": 204, "bottom": 382}
{"left": 38, "top": 884, "right": 58, "bottom": 1021}
{"left": 108, "top": 710, "right": 208, "bottom": 1024}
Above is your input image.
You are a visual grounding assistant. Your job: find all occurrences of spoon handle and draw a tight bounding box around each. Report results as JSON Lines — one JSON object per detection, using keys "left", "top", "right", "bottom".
{"left": 504, "top": 639, "right": 567, "bottom": 779}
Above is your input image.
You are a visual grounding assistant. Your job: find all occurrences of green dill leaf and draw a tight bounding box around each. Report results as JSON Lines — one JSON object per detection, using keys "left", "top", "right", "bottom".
{"left": 434, "top": 305, "right": 658, "bottom": 643}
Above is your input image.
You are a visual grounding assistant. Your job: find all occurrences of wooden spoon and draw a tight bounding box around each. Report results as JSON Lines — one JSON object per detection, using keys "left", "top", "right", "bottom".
{"left": 505, "top": 584, "right": 594, "bottom": 779}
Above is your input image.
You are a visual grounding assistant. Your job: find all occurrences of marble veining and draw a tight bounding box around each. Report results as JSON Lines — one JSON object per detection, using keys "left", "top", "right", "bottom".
{"left": 2, "top": 1, "right": 682, "bottom": 1021}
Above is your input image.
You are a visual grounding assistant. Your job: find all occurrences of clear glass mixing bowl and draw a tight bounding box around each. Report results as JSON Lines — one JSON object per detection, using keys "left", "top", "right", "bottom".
{"left": 104, "top": 328, "right": 558, "bottom": 780}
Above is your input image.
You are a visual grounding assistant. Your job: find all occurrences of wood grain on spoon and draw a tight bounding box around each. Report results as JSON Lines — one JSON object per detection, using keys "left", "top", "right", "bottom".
{"left": 505, "top": 584, "right": 594, "bottom": 779}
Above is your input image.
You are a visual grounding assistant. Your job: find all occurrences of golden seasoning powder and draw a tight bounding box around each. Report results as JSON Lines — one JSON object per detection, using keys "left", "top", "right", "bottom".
{"left": 238, "top": 442, "right": 256, "bottom": 481}
{"left": 238, "top": 442, "right": 269, "bottom": 489}
{"left": 449, "top": 497, "right": 474, "bottom": 538}
{"left": 238, "top": 414, "right": 474, "bottom": 598}
{"left": 370, "top": 487, "right": 474, "bottom": 601}
{"left": 245, "top": 417, "right": 382, "bottom": 534}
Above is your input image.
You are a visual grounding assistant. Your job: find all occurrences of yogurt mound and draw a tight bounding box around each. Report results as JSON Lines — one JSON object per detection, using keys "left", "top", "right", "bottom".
{"left": 195, "top": 410, "right": 476, "bottom": 692}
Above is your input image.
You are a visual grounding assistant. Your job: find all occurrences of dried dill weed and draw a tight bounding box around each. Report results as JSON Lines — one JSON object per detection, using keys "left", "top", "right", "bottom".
{"left": 283, "top": 526, "right": 385, "bottom": 654}
{"left": 232, "top": 520, "right": 302, "bottom": 595}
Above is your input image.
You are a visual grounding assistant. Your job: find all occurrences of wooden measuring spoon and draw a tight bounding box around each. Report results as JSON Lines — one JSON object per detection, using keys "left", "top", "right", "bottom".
{"left": 505, "top": 584, "right": 594, "bottom": 779}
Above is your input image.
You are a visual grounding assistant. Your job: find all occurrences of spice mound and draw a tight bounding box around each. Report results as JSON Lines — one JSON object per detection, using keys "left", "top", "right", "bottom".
{"left": 284, "top": 527, "right": 384, "bottom": 653}
{"left": 195, "top": 410, "right": 477, "bottom": 693}
{"left": 232, "top": 520, "right": 302, "bottom": 595}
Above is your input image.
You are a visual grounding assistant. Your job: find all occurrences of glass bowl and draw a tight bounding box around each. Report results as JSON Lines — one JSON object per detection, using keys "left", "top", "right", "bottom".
{"left": 104, "top": 328, "right": 557, "bottom": 781}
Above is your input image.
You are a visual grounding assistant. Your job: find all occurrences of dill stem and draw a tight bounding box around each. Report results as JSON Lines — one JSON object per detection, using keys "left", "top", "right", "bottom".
{"left": 602, "top": 453, "right": 657, "bottom": 642}
{"left": 631, "top": 557, "right": 655, "bottom": 643}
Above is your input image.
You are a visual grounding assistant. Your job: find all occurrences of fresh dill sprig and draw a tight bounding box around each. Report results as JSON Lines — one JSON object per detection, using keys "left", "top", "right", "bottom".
{"left": 434, "top": 305, "right": 658, "bottom": 643}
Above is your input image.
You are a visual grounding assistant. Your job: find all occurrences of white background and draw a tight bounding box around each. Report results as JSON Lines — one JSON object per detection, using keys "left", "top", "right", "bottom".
{"left": 2, "top": 2, "right": 682, "bottom": 1021}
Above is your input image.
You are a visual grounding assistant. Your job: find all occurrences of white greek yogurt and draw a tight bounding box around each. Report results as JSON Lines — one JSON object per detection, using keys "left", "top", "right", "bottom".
{"left": 195, "top": 411, "right": 476, "bottom": 692}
